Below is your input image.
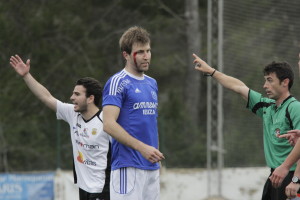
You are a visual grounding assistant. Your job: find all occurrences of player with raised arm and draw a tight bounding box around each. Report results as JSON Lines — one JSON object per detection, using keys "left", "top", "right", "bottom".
{"left": 269, "top": 53, "right": 300, "bottom": 199}
{"left": 193, "top": 53, "right": 300, "bottom": 200}
{"left": 10, "top": 55, "right": 111, "bottom": 200}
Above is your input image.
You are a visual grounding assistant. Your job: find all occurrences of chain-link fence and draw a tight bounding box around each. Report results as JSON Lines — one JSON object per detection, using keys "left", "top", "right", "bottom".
{"left": 222, "top": 0, "right": 300, "bottom": 167}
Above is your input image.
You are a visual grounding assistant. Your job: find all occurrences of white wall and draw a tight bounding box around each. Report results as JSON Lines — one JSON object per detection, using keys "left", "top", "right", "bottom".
{"left": 54, "top": 167, "right": 270, "bottom": 200}
{"left": 160, "top": 167, "right": 269, "bottom": 200}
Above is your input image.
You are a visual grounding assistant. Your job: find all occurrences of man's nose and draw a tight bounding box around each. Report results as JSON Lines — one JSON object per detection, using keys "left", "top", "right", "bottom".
{"left": 263, "top": 82, "right": 268, "bottom": 89}
{"left": 144, "top": 52, "right": 150, "bottom": 59}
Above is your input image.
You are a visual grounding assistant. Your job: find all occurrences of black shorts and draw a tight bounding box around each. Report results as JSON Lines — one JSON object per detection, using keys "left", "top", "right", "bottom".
{"left": 262, "top": 168, "right": 294, "bottom": 200}
{"left": 79, "top": 188, "right": 110, "bottom": 200}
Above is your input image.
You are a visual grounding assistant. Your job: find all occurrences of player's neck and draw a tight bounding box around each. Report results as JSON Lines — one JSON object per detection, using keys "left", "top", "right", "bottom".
{"left": 275, "top": 92, "right": 291, "bottom": 106}
{"left": 81, "top": 105, "right": 99, "bottom": 121}
{"left": 124, "top": 65, "right": 144, "bottom": 77}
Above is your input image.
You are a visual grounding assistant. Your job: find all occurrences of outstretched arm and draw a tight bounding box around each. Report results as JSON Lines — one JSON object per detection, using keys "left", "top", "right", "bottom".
{"left": 193, "top": 53, "right": 249, "bottom": 100}
{"left": 10, "top": 55, "right": 57, "bottom": 111}
{"left": 103, "top": 105, "right": 165, "bottom": 163}
{"left": 279, "top": 130, "right": 300, "bottom": 146}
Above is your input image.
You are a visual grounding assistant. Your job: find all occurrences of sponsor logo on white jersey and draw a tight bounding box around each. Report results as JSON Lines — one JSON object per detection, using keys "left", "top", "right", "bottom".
{"left": 76, "top": 140, "right": 100, "bottom": 150}
{"left": 77, "top": 151, "right": 96, "bottom": 166}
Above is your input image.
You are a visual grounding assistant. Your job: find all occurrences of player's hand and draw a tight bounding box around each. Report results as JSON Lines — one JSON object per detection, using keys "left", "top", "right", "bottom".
{"left": 192, "top": 53, "right": 215, "bottom": 75}
{"left": 269, "top": 165, "right": 289, "bottom": 188}
{"left": 285, "top": 182, "right": 300, "bottom": 199}
{"left": 10, "top": 55, "right": 30, "bottom": 77}
{"left": 279, "top": 130, "right": 300, "bottom": 146}
{"left": 139, "top": 144, "right": 165, "bottom": 163}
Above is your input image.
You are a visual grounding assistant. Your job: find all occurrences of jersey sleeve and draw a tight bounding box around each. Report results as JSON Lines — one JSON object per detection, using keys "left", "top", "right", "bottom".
{"left": 102, "top": 76, "right": 126, "bottom": 108}
{"left": 247, "top": 89, "right": 273, "bottom": 117}
{"left": 288, "top": 101, "right": 300, "bottom": 130}
{"left": 56, "top": 100, "right": 75, "bottom": 123}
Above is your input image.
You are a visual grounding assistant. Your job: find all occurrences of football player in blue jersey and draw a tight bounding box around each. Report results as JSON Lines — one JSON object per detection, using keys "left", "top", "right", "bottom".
{"left": 102, "top": 26, "right": 165, "bottom": 200}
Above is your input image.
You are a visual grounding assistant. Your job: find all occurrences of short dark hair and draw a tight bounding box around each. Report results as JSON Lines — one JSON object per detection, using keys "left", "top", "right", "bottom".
{"left": 76, "top": 77, "right": 102, "bottom": 107}
{"left": 119, "top": 26, "right": 150, "bottom": 54}
{"left": 263, "top": 61, "right": 294, "bottom": 90}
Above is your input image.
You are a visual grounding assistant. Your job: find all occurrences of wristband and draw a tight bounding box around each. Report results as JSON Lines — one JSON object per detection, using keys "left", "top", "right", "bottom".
{"left": 204, "top": 69, "right": 217, "bottom": 77}
{"left": 210, "top": 69, "right": 216, "bottom": 77}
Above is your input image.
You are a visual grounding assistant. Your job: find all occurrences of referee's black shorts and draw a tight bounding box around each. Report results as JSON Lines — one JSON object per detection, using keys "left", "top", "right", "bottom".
{"left": 262, "top": 168, "right": 297, "bottom": 200}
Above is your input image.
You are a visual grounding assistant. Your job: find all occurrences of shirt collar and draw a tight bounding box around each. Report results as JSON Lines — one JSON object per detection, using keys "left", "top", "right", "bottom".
{"left": 274, "top": 95, "right": 293, "bottom": 110}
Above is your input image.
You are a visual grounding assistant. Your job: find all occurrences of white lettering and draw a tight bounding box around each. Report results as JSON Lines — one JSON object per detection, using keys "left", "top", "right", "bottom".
{"left": 143, "top": 109, "right": 156, "bottom": 115}
{"left": 0, "top": 184, "right": 22, "bottom": 193}
{"left": 117, "top": 79, "right": 130, "bottom": 94}
{"left": 133, "top": 102, "right": 158, "bottom": 110}
{"left": 0, "top": 176, "right": 6, "bottom": 183}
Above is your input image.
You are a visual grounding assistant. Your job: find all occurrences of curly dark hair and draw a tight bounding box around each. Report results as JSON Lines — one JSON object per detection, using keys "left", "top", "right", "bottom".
{"left": 76, "top": 77, "right": 102, "bottom": 107}
{"left": 263, "top": 61, "right": 294, "bottom": 90}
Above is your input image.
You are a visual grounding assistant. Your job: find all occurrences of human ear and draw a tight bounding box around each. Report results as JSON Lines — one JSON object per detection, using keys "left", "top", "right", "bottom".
{"left": 88, "top": 95, "right": 95, "bottom": 104}
{"left": 122, "top": 51, "right": 129, "bottom": 59}
{"left": 282, "top": 78, "right": 289, "bottom": 87}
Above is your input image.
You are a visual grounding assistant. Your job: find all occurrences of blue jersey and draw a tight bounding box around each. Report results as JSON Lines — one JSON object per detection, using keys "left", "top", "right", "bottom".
{"left": 102, "top": 69, "right": 159, "bottom": 170}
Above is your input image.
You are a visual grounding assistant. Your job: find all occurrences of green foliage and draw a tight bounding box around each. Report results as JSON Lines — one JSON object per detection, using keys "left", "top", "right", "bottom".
{"left": 0, "top": 0, "right": 191, "bottom": 172}
{"left": 159, "top": 89, "right": 206, "bottom": 168}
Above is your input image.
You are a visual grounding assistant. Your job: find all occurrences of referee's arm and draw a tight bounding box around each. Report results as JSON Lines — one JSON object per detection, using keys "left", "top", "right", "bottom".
{"left": 193, "top": 53, "right": 249, "bottom": 100}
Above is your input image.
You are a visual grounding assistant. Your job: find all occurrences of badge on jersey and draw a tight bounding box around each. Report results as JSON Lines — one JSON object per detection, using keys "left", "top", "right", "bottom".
{"left": 92, "top": 128, "right": 97, "bottom": 135}
{"left": 274, "top": 128, "right": 280, "bottom": 137}
{"left": 151, "top": 91, "right": 157, "bottom": 100}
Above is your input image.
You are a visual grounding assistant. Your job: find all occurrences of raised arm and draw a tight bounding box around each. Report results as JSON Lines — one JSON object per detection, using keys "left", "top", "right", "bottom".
{"left": 193, "top": 53, "right": 249, "bottom": 100}
{"left": 102, "top": 105, "right": 165, "bottom": 163}
{"left": 10, "top": 55, "right": 57, "bottom": 111}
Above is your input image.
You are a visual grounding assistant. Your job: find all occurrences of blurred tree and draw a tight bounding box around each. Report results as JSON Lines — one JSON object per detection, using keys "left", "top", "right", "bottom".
{"left": 184, "top": 0, "right": 201, "bottom": 124}
{"left": 0, "top": 0, "right": 208, "bottom": 171}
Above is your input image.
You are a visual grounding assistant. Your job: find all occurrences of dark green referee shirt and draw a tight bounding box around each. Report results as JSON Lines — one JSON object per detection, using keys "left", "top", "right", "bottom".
{"left": 247, "top": 89, "right": 300, "bottom": 170}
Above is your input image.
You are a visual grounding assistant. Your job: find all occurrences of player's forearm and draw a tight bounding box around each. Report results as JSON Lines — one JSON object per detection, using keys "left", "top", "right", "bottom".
{"left": 103, "top": 120, "right": 144, "bottom": 151}
{"left": 284, "top": 141, "right": 300, "bottom": 170}
{"left": 23, "top": 73, "right": 56, "bottom": 110}
{"left": 213, "top": 71, "right": 245, "bottom": 91}
{"left": 213, "top": 71, "right": 249, "bottom": 100}
{"left": 294, "top": 160, "right": 300, "bottom": 178}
